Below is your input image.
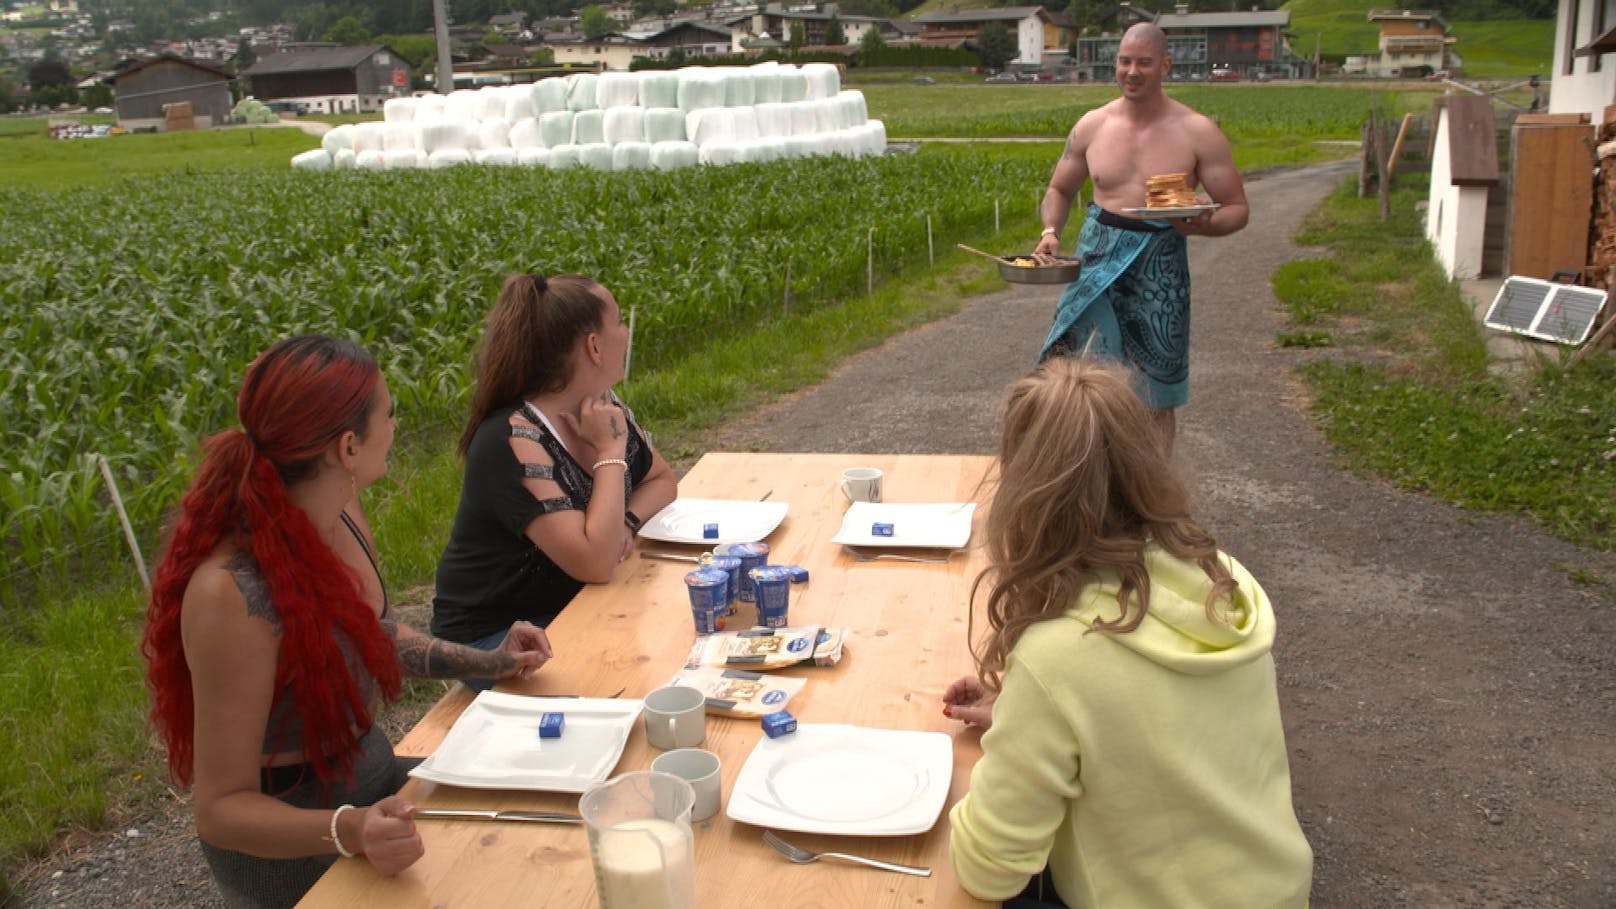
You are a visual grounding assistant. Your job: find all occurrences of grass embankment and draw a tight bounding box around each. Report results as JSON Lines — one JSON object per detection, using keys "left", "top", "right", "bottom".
{"left": 1284, "top": 0, "right": 1553, "bottom": 77}
{"left": 1273, "top": 179, "right": 1616, "bottom": 551}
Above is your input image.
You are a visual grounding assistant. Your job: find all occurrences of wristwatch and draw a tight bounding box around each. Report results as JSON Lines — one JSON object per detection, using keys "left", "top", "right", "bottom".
{"left": 624, "top": 510, "right": 644, "bottom": 533}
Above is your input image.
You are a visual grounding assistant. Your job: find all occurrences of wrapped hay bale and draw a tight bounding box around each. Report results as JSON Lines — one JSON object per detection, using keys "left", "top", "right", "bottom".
{"left": 723, "top": 68, "right": 756, "bottom": 107}
{"left": 751, "top": 137, "right": 787, "bottom": 162}
{"left": 749, "top": 61, "right": 783, "bottom": 104}
{"left": 538, "top": 111, "right": 575, "bottom": 148}
{"left": 333, "top": 148, "right": 357, "bottom": 169}
{"left": 516, "top": 146, "right": 553, "bottom": 167}
{"left": 232, "top": 97, "right": 278, "bottom": 124}
{"left": 650, "top": 140, "right": 699, "bottom": 170}
{"left": 291, "top": 149, "right": 332, "bottom": 171}
{"left": 676, "top": 67, "right": 725, "bottom": 112}
{"left": 612, "top": 141, "right": 653, "bottom": 170}
{"left": 811, "top": 98, "right": 840, "bottom": 134}
{"left": 476, "top": 86, "right": 509, "bottom": 120}
{"left": 382, "top": 149, "right": 424, "bottom": 169}
{"left": 532, "top": 77, "right": 568, "bottom": 114}
{"left": 780, "top": 136, "right": 809, "bottom": 159}
{"left": 685, "top": 107, "right": 737, "bottom": 147}
{"left": 801, "top": 62, "right": 840, "bottom": 100}
{"left": 508, "top": 118, "right": 545, "bottom": 149}
{"left": 603, "top": 107, "right": 646, "bottom": 145}
{"left": 566, "top": 73, "right": 599, "bottom": 111}
{"left": 698, "top": 142, "right": 740, "bottom": 166}
{"left": 730, "top": 107, "right": 758, "bottom": 142}
{"left": 505, "top": 87, "right": 536, "bottom": 122}
{"left": 837, "top": 90, "right": 867, "bottom": 129}
{"left": 474, "top": 147, "right": 519, "bottom": 166}
{"left": 639, "top": 71, "right": 679, "bottom": 109}
{"left": 421, "top": 119, "right": 479, "bottom": 153}
{"left": 355, "top": 149, "right": 388, "bottom": 169}
{"left": 863, "top": 119, "right": 887, "bottom": 156}
{"left": 786, "top": 102, "right": 817, "bottom": 137}
{"left": 572, "top": 109, "right": 605, "bottom": 145}
{"left": 779, "top": 65, "right": 808, "bottom": 102}
{"left": 414, "top": 93, "right": 447, "bottom": 122}
{"left": 428, "top": 148, "right": 472, "bottom": 168}
{"left": 753, "top": 102, "right": 791, "bottom": 138}
{"left": 478, "top": 117, "right": 512, "bottom": 149}
{"left": 446, "top": 89, "right": 482, "bottom": 120}
{"left": 321, "top": 124, "right": 356, "bottom": 155}
{"left": 352, "top": 121, "right": 387, "bottom": 152}
{"left": 383, "top": 123, "right": 421, "bottom": 152}
{"left": 548, "top": 144, "right": 582, "bottom": 168}
{"left": 383, "top": 97, "right": 417, "bottom": 122}
{"left": 597, "top": 72, "right": 641, "bottom": 108}
{"left": 644, "top": 108, "right": 687, "bottom": 143}
{"left": 578, "top": 142, "right": 614, "bottom": 170}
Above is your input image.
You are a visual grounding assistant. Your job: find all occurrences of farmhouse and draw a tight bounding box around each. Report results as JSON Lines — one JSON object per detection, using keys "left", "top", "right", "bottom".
{"left": 728, "top": 3, "right": 896, "bottom": 48}
{"left": 241, "top": 44, "right": 411, "bottom": 115}
{"left": 110, "top": 54, "right": 233, "bottom": 131}
{"left": 1075, "top": 3, "right": 1308, "bottom": 81}
{"left": 913, "top": 6, "right": 1075, "bottom": 71}
{"left": 1342, "top": 9, "right": 1461, "bottom": 78}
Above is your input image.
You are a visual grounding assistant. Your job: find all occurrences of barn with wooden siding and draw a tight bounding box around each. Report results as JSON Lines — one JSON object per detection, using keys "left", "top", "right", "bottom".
{"left": 111, "top": 54, "right": 233, "bottom": 131}
{"left": 241, "top": 44, "right": 411, "bottom": 115}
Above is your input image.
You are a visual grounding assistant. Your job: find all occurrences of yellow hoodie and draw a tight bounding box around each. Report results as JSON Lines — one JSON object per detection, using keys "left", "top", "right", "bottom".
{"left": 949, "top": 546, "right": 1313, "bottom": 907}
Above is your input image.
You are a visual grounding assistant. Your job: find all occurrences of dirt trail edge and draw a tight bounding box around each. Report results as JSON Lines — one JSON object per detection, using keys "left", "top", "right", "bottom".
{"left": 711, "top": 159, "right": 1616, "bottom": 908}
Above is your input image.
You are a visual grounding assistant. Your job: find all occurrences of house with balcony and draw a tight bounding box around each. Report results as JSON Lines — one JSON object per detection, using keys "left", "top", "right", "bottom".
{"left": 1074, "top": 3, "right": 1307, "bottom": 81}
{"left": 728, "top": 2, "right": 893, "bottom": 48}
{"left": 913, "top": 6, "right": 1075, "bottom": 71}
{"left": 1342, "top": 10, "right": 1461, "bottom": 77}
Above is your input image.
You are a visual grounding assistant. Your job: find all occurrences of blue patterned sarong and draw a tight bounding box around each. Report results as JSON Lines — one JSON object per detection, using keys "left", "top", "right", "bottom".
{"left": 1039, "top": 203, "right": 1191, "bottom": 409}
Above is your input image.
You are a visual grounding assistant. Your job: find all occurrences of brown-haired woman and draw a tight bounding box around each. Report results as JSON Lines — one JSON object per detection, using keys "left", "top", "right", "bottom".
{"left": 143, "top": 335, "right": 553, "bottom": 908}
{"left": 944, "top": 358, "right": 1312, "bottom": 908}
{"left": 431, "top": 273, "right": 676, "bottom": 671}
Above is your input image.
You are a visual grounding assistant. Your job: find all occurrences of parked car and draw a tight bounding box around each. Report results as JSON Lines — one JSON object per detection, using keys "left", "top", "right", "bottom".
{"left": 1425, "top": 70, "right": 1451, "bottom": 81}
{"left": 1209, "top": 67, "right": 1240, "bottom": 82}
{"left": 985, "top": 72, "right": 1018, "bottom": 83}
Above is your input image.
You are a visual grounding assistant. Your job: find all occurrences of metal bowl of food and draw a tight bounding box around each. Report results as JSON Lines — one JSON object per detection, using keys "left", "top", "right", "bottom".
{"left": 997, "top": 255, "right": 1081, "bottom": 285}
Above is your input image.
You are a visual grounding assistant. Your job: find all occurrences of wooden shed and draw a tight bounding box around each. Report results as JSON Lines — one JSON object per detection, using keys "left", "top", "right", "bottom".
{"left": 241, "top": 45, "right": 411, "bottom": 115}
{"left": 111, "top": 54, "right": 233, "bottom": 131}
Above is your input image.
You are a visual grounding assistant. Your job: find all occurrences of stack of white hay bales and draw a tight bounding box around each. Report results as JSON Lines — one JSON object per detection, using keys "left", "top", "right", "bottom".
{"left": 290, "top": 61, "right": 885, "bottom": 172}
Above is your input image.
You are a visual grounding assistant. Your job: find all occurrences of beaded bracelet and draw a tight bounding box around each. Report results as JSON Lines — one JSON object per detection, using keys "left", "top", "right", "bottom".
{"left": 592, "top": 458, "right": 629, "bottom": 472}
{"left": 330, "top": 803, "right": 358, "bottom": 858}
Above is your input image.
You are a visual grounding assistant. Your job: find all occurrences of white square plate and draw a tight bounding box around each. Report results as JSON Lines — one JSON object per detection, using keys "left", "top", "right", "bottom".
{"left": 638, "top": 498, "right": 790, "bottom": 545}
{"left": 1118, "top": 202, "right": 1220, "bottom": 219}
{"left": 409, "top": 691, "right": 643, "bottom": 792}
{"left": 830, "top": 502, "right": 976, "bottom": 549}
{"left": 726, "top": 724, "right": 954, "bottom": 836}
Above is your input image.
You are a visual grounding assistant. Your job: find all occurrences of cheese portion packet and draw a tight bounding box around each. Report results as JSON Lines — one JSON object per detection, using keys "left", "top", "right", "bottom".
{"left": 683, "top": 626, "right": 848, "bottom": 671}
{"left": 666, "top": 666, "right": 805, "bottom": 717}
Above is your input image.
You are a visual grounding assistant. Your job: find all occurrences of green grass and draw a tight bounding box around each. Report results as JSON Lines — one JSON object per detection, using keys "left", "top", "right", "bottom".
{"left": 0, "top": 125, "right": 320, "bottom": 188}
{"left": 1277, "top": 177, "right": 1616, "bottom": 550}
{"left": 1284, "top": 0, "right": 1552, "bottom": 76}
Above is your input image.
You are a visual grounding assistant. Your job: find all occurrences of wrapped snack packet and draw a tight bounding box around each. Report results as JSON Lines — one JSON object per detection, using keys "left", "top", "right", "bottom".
{"left": 683, "top": 626, "right": 848, "bottom": 670}
{"left": 666, "top": 666, "right": 805, "bottom": 717}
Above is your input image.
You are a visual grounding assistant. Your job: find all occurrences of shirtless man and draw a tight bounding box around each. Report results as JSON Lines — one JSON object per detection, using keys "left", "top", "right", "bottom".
{"left": 1032, "top": 22, "right": 1248, "bottom": 451}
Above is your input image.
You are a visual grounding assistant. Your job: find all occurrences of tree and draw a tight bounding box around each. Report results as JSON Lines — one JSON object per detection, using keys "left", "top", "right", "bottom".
{"left": 234, "top": 37, "right": 257, "bottom": 71}
{"left": 580, "top": 4, "right": 614, "bottom": 39}
{"left": 858, "top": 25, "right": 886, "bottom": 65}
{"left": 824, "top": 15, "right": 845, "bottom": 45}
{"left": 82, "top": 81, "right": 113, "bottom": 108}
{"left": 976, "top": 22, "right": 1016, "bottom": 72}
{"left": 841, "top": 0, "right": 898, "bottom": 15}
{"left": 632, "top": 0, "right": 678, "bottom": 18}
{"left": 529, "top": 46, "right": 555, "bottom": 64}
{"left": 27, "top": 58, "right": 73, "bottom": 92}
{"left": 788, "top": 21, "right": 805, "bottom": 50}
{"left": 0, "top": 74, "right": 20, "bottom": 114}
{"left": 322, "top": 15, "right": 372, "bottom": 45}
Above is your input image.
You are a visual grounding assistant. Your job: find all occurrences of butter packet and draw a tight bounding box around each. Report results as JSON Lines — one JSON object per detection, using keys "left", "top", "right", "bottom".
{"left": 666, "top": 666, "right": 805, "bottom": 717}
{"left": 683, "top": 626, "right": 848, "bottom": 671}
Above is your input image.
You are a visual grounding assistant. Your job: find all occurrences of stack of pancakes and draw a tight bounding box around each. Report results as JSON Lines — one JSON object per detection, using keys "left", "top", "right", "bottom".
{"left": 1146, "top": 173, "right": 1198, "bottom": 208}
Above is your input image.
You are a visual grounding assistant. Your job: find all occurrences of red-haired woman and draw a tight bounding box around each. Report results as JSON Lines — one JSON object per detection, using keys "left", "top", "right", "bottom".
{"left": 430, "top": 273, "right": 676, "bottom": 673}
{"left": 143, "top": 335, "right": 554, "bottom": 908}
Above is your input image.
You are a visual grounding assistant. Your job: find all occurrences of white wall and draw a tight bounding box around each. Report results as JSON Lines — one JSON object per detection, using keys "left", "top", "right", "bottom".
{"left": 1016, "top": 17, "right": 1041, "bottom": 64}
{"left": 1425, "top": 105, "right": 1490, "bottom": 279}
{"left": 1550, "top": 0, "right": 1616, "bottom": 115}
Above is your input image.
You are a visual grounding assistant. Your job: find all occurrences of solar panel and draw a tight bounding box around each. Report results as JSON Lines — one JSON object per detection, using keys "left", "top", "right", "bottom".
{"left": 1483, "top": 276, "right": 1609, "bottom": 345}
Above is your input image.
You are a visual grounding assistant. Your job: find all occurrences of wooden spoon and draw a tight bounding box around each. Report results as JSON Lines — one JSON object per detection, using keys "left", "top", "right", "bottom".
{"left": 956, "top": 243, "right": 1016, "bottom": 266}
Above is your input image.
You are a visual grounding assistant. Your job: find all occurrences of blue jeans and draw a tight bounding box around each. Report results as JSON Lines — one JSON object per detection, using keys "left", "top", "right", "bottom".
{"left": 459, "top": 628, "right": 510, "bottom": 693}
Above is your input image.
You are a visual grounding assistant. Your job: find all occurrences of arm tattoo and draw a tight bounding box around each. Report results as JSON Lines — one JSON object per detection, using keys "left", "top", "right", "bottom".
{"left": 609, "top": 415, "right": 623, "bottom": 440}
{"left": 382, "top": 618, "right": 518, "bottom": 680}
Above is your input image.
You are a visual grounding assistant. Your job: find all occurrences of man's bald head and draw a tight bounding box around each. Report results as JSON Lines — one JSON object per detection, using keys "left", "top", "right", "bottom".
{"left": 1121, "top": 22, "right": 1169, "bottom": 57}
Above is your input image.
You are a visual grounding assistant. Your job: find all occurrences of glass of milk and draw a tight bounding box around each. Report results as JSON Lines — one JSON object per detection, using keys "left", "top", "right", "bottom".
{"left": 581, "top": 770, "right": 697, "bottom": 909}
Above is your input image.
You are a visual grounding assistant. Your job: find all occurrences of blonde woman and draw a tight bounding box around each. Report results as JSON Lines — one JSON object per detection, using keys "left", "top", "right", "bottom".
{"left": 945, "top": 358, "right": 1312, "bottom": 908}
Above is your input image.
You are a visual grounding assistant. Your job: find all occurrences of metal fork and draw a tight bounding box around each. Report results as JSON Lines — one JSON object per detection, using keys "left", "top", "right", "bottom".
{"left": 762, "top": 831, "right": 932, "bottom": 877}
{"left": 847, "top": 549, "right": 954, "bottom": 564}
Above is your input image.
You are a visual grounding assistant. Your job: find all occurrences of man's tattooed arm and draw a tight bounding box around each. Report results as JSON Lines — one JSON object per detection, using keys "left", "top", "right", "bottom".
{"left": 381, "top": 618, "right": 517, "bottom": 680}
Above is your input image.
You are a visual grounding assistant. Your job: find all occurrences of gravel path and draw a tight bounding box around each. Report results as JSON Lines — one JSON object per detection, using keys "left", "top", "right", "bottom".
{"left": 19, "top": 160, "right": 1616, "bottom": 907}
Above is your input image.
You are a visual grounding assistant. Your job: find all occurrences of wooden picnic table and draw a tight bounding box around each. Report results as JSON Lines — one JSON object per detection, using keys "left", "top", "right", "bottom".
{"left": 298, "top": 452, "right": 996, "bottom": 909}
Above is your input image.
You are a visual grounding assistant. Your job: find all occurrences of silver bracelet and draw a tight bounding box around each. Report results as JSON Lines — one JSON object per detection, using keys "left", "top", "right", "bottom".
{"left": 592, "top": 458, "right": 629, "bottom": 472}
{"left": 330, "top": 803, "right": 358, "bottom": 858}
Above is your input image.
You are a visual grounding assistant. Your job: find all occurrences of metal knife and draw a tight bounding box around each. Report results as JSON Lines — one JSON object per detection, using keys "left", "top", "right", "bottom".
{"left": 414, "top": 809, "right": 583, "bottom": 824}
{"left": 639, "top": 551, "right": 704, "bottom": 563}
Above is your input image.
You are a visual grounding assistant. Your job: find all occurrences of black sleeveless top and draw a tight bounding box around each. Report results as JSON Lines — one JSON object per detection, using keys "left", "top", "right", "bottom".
{"left": 430, "top": 399, "right": 652, "bottom": 643}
